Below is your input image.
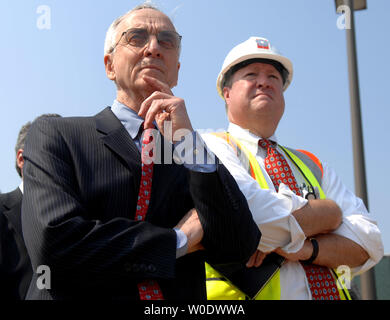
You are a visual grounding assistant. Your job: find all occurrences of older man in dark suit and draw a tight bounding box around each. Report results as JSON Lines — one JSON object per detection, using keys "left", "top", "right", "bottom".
{"left": 21, "top": 4, "right": 260, "bottom": 300}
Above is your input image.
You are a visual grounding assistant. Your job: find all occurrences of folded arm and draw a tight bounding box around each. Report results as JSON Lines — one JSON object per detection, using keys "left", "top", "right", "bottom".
{"left": 292, "top": 199, "right": 342, "bottom": 237}
{"left": 275, "top": 162, "right": 383, "bottom": 272}
{"left": 275, "top": 234, "right": 369, "bottom": 268}
{"left": 169, "top": 131, "right": 261, "bottom": 262}
{"left": 247, "top": 198, "right": 343, "bottom": 268}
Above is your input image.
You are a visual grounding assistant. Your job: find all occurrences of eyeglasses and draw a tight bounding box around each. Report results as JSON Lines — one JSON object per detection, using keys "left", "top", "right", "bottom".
{"left": 111, "top": 28, "right": 182, "bottom": 52}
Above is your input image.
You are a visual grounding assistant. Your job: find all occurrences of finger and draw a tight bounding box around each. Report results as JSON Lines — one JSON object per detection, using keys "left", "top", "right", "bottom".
{"left": 188, "top": 242, "right": 205, "bottom": 254}
{"left": 143, "top": 75, "right": 173, "bottom": 95}
{"left": 144, "top": 99, "right": 166, "bottom": 129}
{"left": 155, "top": 112, "right": 170, "bottom": 133}
{"left": 186, "top": 208, "right": 197, "bottom": 216}
{"left": 197, "top": 243, "right": 205, "bottom": 251}
{"left": 138, "top": 91, "right": 171, "bottom": 118}
{"left": 138, "top": 93, "right": 155, "bottom": 119}
{"left": 246, "top": 251, "right": 257, "bottom": 268}
{"left": 188, "top": 208, "right": 198, "bottom": 217}
{"left": 144, "top": 94, "right": 178, "bottom": 129}
{"left": 254, "top": 251, "right": 266, "bottom": 267}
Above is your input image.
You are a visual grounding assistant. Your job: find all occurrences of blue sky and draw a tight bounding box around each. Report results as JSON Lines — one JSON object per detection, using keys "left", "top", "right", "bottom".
{"left": 1, "top": 0, "right": 389, "bottom": 254}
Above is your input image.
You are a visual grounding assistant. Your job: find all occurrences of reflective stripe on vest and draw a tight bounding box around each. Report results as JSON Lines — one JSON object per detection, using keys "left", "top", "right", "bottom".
{"left": 280, "top": 146, "right": 326, "bottom": 199}
{"left": 205, "top": 132, "right": 351, "bottom": 300}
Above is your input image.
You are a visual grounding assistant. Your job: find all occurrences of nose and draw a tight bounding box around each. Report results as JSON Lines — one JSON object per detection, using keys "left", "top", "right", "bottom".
{"left": 256, "top": 73, "right": 271, "bottom": 88}
{"left": 144, "top": 35, "right": 161, "bottom": 58}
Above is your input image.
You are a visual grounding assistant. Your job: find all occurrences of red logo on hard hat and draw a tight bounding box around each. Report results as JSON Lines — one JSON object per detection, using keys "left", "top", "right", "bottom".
{"left": 256, "top": 39, "right": 269, "bottom": 49}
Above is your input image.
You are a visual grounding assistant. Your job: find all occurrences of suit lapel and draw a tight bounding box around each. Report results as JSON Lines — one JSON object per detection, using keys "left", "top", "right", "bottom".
{"left": 95, "top": 107, "right": 142, "bottom": 187}
{"left": 2, "top": 188, "right": 23, "bottom": 239}
{"left": 94, "top": 107, "right": 176, "bottom": 204}
{"left": 95, "top": 106, "right": 141, "bottom": 166}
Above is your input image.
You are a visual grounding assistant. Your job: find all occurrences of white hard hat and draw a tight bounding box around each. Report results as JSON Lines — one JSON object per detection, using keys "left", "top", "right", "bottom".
{"left": 216, "top": 37, "right": 293, "bottom": 99}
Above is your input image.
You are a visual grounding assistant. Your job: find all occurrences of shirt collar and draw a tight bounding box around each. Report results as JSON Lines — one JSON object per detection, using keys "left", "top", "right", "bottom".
{"left": 19, "top": 180, "right": 23, "bottom": 194}
{"left": 111, "top": 100, "right": 144, "bottom": 139}
{"left": 227, "top": 122, "right": 278, "bottom": 154}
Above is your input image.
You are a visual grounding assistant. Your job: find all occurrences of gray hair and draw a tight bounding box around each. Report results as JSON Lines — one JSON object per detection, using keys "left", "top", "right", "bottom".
{"left": 15, "top": 113, "right": 61, "bottom": 177}
{"left": 104, "top": 3, "right": 163, "bottom": 55}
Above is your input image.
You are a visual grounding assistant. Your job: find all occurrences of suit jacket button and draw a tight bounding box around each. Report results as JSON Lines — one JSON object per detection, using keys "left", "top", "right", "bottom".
{"left": 140, "top": 264, "right": 147, "bottom": 272}
{"left": 124, "top": 263, "right": 132, "bottom": 272}
{"left": 148, "top": 264, "right": 156, "bottom": 273}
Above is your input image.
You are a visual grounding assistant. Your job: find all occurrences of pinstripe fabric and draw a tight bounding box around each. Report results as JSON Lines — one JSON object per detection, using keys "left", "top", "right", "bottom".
{"left": 0, "top": 188, "right": 33, "bottom": 300}
{"left": 21, "top": 107, "right": 260, "bottom": 300}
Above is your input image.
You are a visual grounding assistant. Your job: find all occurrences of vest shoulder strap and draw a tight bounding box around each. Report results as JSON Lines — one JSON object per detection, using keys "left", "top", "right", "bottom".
{"left": 282, "top": 147, "right": 323, "bottom": 186}
{"left": 210, "top": 132, "right": 323, "bottom": 187}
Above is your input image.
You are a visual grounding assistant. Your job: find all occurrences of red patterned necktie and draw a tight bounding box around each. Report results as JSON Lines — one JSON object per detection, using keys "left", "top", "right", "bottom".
{"left": 135, "top": 128, "right": 164, "bottom": 300}
{"left": 259, "top": 139, "right": 341, "bottom": 300}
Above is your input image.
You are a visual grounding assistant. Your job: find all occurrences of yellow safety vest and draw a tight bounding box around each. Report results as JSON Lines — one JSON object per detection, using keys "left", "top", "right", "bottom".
{"left": 205, "top": 132, "right": 351, "bottom": 300}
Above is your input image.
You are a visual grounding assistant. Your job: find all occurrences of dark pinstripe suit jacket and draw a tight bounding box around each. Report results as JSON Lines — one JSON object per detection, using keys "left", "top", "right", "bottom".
{"left": 21, "top": 107, "right": 260, "bottom": 300}
{"left": 0, "top": 188, "right": 33, "bottom": 299}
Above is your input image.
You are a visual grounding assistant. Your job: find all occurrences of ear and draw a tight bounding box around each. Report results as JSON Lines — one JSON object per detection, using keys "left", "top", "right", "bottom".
{"left": 223, "top": 86, "right": 231, "bottom": 102}
{"left": 177, "top": 61, "right": 181, "bottom": 71}
{"left": 104, "top": 54, "right": 116, "bottom": 81}
{"left": 16, "top": 149, "right": 24, "bottom": 176}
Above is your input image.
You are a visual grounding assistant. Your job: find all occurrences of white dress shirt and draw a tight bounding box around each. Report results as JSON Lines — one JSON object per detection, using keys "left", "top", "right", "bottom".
{"left": 201, "top": 123, "right": 384, "bottom": 299}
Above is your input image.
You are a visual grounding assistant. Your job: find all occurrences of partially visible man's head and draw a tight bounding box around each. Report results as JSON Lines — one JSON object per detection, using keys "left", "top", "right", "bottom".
{"left": 15, "top": 113, "right": 61, "bottom": 178}
{"left": 104, "top": 4, "right": 181, "bottom": 103}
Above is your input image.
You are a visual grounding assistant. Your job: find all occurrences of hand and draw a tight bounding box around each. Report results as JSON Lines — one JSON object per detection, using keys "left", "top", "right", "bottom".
{"left": 246, "top": 249, "right": 267, "bottom": 268}
{"left": 274, "top": 239, "right": 313, "bottom": 262}
{"left": 138, "top": 75, "right": 193, "bottom": 142}
{"left": 175, "top": 208, "right": 204, "bottom": 254}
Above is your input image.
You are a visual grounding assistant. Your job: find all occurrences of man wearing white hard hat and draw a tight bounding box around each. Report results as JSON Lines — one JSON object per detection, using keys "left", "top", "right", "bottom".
{"left": 201, "top": 37, "right": 383, "bottom": 300}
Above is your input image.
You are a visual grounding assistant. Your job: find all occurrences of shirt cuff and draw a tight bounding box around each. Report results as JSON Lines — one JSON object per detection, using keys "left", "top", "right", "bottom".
{"left": 278, "top": 183, "right": 308, "bottom": 253}
{"left": 278, "top": 183, "right": 308, "bottom": 212}
{"left": 173, "top": 131, "right": 217, "bottom": 173}
{"left": 174, "top": 228, "right": 188, "bottom": 258}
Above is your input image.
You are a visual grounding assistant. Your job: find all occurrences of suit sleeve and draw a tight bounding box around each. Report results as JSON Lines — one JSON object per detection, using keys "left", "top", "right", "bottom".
{"left": 172, "top": 131, "right": 261, "bottom": 262}
{"left": 189, "top": 162, "right": 261, "bottom": 263}
{"left": 21, "top": 118, "right": 177, "bottom": 287}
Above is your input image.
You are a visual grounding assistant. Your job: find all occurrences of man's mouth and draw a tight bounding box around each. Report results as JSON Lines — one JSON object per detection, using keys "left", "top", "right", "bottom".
{"left": 141, "top": 65, "right": 164, "bottom": 73}
{"left": 254, "top": 92, "right": 272, "bottom": 100}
